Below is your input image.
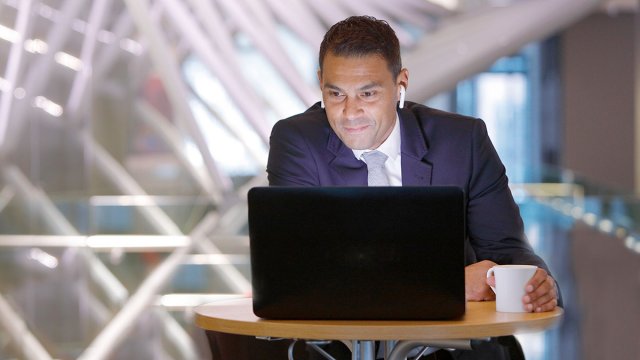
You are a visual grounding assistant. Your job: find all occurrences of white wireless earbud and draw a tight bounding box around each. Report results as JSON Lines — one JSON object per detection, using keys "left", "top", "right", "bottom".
{"left": 399, "top": 85, "right": 406, "bottom": 109}
{"left": 320, "top": 99, "right": 325, "bottom": 108}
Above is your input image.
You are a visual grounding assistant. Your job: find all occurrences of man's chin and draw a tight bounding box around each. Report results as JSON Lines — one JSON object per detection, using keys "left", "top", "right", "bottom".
{"left": 342, "top": 140, "right": 373, "bottom": 151}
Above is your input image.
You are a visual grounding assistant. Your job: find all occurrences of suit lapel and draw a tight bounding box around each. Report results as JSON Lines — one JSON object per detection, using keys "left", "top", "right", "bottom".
{"left": 327, "top": 131, "right": 368, "bottom": 186}
{"left": 398, "top": 108, "right": 433, "bottom": 186}
{"left": 324, "top": 108, "right": 432, "bottom": 186}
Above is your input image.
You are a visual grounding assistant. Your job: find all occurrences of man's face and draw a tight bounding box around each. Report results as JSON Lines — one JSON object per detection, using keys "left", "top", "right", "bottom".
{"left": 318, "top": 52, "right": 408, "bottom": 150}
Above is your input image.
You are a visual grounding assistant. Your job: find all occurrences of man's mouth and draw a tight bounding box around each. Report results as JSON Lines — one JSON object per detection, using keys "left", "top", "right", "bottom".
{"left": 344, "top": 124, "right": 370, "bottom": 133}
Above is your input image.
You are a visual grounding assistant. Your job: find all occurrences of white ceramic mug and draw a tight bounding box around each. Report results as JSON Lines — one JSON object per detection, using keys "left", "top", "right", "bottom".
{"left": 486, "top": 265, "right": 537, "bottom": 312}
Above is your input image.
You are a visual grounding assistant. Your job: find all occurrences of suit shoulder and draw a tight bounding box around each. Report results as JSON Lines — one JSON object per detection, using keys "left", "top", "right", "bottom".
{"left": 402, "top": 102, "right": 484, "bottom": 136}
{"left": 272, "top": 103, "right": 328, "bottom": 132}
{"left": 405, "top": 102, "right": 477, "bottom": 125}
{"left": 280, "top": 102, "right": 324, "bottom": 122}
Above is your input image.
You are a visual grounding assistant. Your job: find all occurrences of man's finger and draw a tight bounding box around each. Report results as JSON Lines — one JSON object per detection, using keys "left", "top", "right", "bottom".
{"left": 525, "top": 269, "right": 549, "bottom": 293}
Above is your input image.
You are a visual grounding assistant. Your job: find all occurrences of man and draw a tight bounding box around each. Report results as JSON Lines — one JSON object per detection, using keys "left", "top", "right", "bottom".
{"left": 264, "top": 15, "right": 559, "bottom": 360}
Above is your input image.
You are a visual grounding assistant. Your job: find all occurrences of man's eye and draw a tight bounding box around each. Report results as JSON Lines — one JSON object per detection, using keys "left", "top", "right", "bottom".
{"left": 329, "top": 91, "right": 343, "bottom": 97}
{"left": 361, "top": 91, "right": 375, "bottom": 97}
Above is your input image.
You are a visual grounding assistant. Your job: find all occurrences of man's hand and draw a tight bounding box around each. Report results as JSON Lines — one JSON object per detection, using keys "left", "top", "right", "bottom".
{"left": 465, "top": 260, "right": 497, "bottom": 301}
{"left": 523, "top": 268, "right": 559, "bottom": 312}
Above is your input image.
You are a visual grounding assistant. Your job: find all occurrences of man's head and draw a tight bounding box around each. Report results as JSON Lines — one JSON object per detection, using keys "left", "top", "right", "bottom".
{"left": 319, "top": 15, "right": 402, "bottom": 79}
{"left": 317, "top": 16, "right": 408, "bottom": 150}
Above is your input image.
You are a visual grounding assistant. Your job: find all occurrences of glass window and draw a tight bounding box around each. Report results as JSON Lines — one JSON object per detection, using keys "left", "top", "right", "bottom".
{"left": 454, "top": 52, "right": 536, "bottom": 183}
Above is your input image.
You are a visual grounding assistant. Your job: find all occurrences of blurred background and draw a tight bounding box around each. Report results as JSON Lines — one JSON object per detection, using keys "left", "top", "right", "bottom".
{"left": 0, "top": 0, "right": 638, "bottom": 359}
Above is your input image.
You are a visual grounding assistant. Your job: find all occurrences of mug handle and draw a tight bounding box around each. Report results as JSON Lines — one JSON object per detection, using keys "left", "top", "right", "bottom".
{"left": 486, "top": 267, "right": 497, "bottom": 294}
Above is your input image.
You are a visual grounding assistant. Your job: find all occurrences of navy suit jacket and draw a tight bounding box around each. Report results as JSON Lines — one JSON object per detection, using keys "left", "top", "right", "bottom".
{"left": 267, "top": 101, "right": 549, "bottom": 270}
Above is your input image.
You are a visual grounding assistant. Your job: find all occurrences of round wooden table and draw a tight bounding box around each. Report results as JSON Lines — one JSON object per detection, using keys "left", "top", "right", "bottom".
{"left": 195, "top": 297, "right": 563, "bottom": 360}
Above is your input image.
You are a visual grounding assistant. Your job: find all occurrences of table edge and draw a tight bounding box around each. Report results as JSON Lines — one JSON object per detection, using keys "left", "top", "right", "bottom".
{"left": 194, "top": 299, "right": 564, "bottom": 341}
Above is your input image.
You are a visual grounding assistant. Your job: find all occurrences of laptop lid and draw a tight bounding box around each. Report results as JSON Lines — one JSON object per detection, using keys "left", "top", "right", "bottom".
{"left": 248, "top": 186, "right": 466, "bottom": 320}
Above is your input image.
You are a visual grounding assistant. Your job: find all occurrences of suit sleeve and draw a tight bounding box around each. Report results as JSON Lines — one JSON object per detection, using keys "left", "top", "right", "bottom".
{"left": 466, "top": 119, "right": 548, "bottom": 270}
{"left": 266, "top": 120, "right": 320, "bottom": 186}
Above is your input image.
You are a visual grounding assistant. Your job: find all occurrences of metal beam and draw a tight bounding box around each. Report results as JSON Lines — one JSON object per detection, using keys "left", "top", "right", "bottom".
{"left": 157, "top": 0, "right": 271, "bottom": 142}
{"left": 306, "top": 0, "right": 350, "bottom": 28}
{"left": 3, "top": 165, "right": 129, "bottom": 304}
{"left": 65, "top": 0, "right": 112, "bottom": 120}
{"left": 93, "top": 10, "right": 135, "bottom": 80}
{"left": 367, "top": 0, "right": 441, "bottom": 33}
{"left": 2, "top": 0, "right": 86, "bottom": 154}
{"left": 0, "top": 0, "right": 33, "bottom": 151}
{"left": 263, "top": 0, "right": 325, "bottom": 48}
{"left": 83, "top": 132, "right": 251, "bottom": 292}
{"left": 404, "top": 0, "right": 604, "bottom": 102}
{"left": 77, "top": 211, "right": 218, "bottom": 360}
{"left": 0, "top": 294, "right": 52, "bottom": 360}
{"left": 123, "top": 0, "right": 231, "bottom": 201}
{"left": 190, "top": 0, "right": 317, "bottom": 106}
{"left": 134, "top": 100, "right": 220, "bottom": 196}
{"left": 338, "top": 0, "right": 416, "bottom": 47}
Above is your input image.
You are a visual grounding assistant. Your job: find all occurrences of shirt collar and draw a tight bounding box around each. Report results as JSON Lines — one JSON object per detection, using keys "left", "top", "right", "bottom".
{"left": 353, "top": 114, "right": 401, "bottom": 161}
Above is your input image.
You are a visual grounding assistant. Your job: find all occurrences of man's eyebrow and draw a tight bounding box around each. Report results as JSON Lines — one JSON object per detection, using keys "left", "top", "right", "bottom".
{"left": 323, "top": 83, "right": 343, "bottom": 91}
{"left": 358, "top": 83, "right": 383, "bottom": 91}
{"left": 322, "top": 82, "right": 383, "bottom": 91}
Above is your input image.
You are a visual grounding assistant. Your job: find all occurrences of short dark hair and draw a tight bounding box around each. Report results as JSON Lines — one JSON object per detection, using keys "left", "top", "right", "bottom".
{"left": 319, "top": 15, "right": 402, "bottom": 79}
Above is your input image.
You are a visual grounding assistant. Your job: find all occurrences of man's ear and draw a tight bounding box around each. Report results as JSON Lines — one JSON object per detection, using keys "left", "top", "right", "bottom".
{"left": 397, "top": 68, "right": 409, "bottom": 90}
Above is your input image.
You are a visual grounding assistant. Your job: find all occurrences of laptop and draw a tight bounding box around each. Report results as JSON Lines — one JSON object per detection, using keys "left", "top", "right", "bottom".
{"left": 247, "top": 186, "right": 466, "bottom": 320}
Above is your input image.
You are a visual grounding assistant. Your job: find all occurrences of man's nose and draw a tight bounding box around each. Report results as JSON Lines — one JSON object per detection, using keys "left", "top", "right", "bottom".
{"left": 342, "top": 96, "right": 362, "bottom": 119}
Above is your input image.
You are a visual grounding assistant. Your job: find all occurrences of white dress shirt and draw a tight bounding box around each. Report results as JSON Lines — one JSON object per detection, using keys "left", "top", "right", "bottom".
{"left": 352, "top": 115, "right": 402, "bottom": 186}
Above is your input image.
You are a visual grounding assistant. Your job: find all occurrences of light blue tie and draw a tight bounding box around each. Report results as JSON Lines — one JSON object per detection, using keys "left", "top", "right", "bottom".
{"left": 363, "top": 150, "right": 389, "bottom": 186}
